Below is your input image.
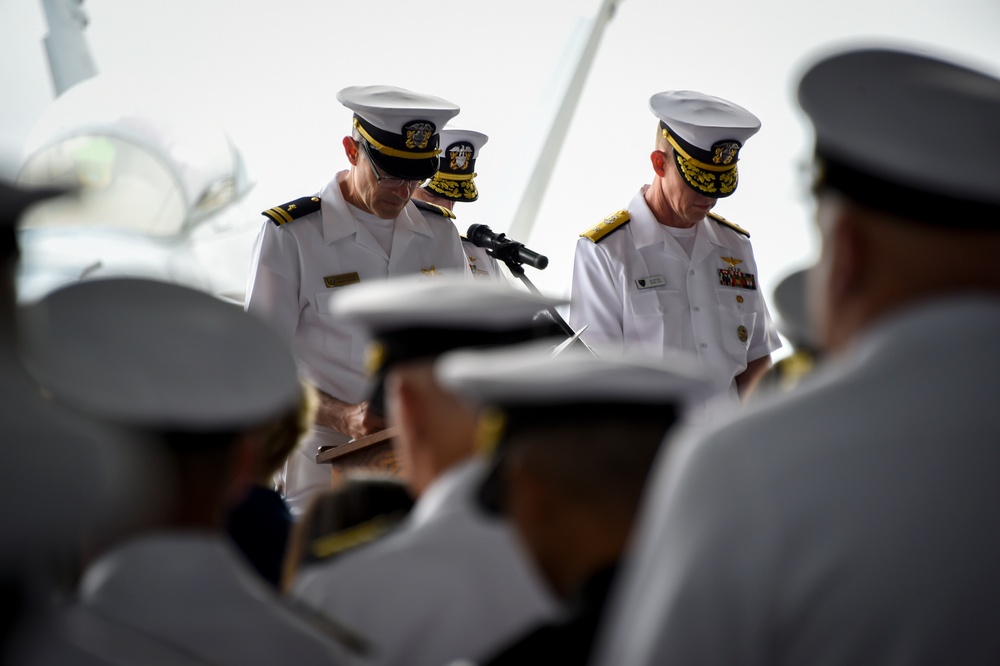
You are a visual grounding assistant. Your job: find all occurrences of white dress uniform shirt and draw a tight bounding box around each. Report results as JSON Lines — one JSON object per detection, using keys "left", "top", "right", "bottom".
{"left": 569, "top": 187, "right": 781, "bottom": 403}
{"left": 292, "top": 456, "right": 558, "bottom": 666}
{"left": 74, "top": 533, "right": 357, "bottom": 665}
{"left": 245, "top": 171, "right": 467, "bottom": 507}
{"left": 592, "top": 297, "right": 1000, "bottom": 666}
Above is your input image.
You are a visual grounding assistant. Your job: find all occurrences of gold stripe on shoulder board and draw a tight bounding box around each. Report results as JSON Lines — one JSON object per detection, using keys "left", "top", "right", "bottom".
{"left": 411, "top": 199, "right": 456, "bottom": 219}
{"left": 261, "top": 196, "right": 321, "bottom": 226}
{"left": 709, "top": 211, "right": 750, "bottom": 238}
{"left": 581, "top": 210, "right": 631, "bottom": 243}
{"left": 263, "top": 206, "right": 293, "bottom": 225}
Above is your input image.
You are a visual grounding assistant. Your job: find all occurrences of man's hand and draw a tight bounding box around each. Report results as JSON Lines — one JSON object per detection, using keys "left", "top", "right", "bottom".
{"left": 736, "top": 355, "right": 773, "bottom": 401}
{"left": 314, "top": 389, "right": 386, "bottom": 440}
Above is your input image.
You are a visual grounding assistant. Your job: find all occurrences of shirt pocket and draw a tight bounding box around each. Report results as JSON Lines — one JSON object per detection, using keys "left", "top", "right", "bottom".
{"left": 627, "top": 289, "right": 684, "bottom": 354}
{"left": 314, "top": 290, "right": 365, "bottom": 370}
{"left": 629, "top": 289, "right": 666, "bottom": 316}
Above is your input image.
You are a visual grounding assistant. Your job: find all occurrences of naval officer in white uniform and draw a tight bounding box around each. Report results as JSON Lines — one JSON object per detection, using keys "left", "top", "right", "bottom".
{"left": 569, "top": 91, "right": 781, "bottom": 406}
{"left": 20, "top": 278, "right": 362, "bottom": 665}
{"left": 591, "top": 46, "right": 1000, "bottom": 666}
{"left": 433, "top": 343, "right": 710, "bottom": 666}
{"left": 245, "top": 86, "right": 468, "bottom": 510}
{"left": 291, "top": 277, "right": 561, "bottom": 666}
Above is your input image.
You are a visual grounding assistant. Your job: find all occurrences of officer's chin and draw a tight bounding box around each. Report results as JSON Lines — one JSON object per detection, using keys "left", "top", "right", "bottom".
{"left": 372, "top": 198, "right": 408, "bottom": 220}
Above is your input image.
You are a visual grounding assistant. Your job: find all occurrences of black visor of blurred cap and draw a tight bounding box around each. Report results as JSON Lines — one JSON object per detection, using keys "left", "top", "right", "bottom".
{"left": 1, "top": 182, "right": 72, "bottom": 256}
{"left": 812, "top": 153, "right": 1000, "bottom": 228}
{"left": 476, "top": 401, "right": 680, "bottom": 516}
{"left": 799, "top": 47, "right": 1000, "bottom": 228}
{"left": 355, "top": 114, "right": 441, "bottom": 181}
{"left": 366, "top": 316, "right": 565, "bottom": 418}
{"left": 1, "top": 181, "right": 72, "bottom": 227}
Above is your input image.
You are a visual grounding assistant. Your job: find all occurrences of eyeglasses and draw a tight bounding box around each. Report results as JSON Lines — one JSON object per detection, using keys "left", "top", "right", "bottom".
{"left": 359, "top": 141, "right": 429, "bottom": 191}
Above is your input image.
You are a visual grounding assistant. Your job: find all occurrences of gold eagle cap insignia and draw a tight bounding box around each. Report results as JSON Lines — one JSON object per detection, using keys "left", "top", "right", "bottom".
{"left": 712, "top": 141, "right": 741, "bottom": 165}
{"left": 404, "top": 122, "right": 434, "bottom": 150}
{"left": 449, "top": 143, "right": 474, "bottom": 171}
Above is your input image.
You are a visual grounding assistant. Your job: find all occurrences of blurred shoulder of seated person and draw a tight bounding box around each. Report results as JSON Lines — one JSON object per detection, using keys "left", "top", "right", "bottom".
{"left": 18, "top": 277, "right": 360, "bottom": 664}
{"left": 282, "top": 474, "right": 414, "bottom": 591}
{"left": 226, "top": 381, "right": 318, "bottom": 588}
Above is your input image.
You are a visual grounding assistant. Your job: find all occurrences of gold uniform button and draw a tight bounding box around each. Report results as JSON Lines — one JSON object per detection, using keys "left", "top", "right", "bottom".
{"left": 737, "top": 325, "right": 748, "bottom": 343}
{"left": 736, "top": 295, "right": 744, "bottom": 303}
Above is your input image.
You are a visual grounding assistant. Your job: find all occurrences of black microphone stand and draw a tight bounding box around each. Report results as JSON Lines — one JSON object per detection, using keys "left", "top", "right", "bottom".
{"left": 487, "top": 241, "right": 595, "bottom": 354}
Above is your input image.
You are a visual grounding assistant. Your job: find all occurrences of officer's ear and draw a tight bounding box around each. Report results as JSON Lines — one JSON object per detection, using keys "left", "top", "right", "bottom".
{"left": 343, "top": 137, "right": 361, "bottom": 166}
{"left": 829, "top": 213, "right": 869, "bottom": 303}
{"left": 650, "top": 150, "right": 670, "bottom": 177}
{"left": 812, "top": 196, "right": 869, "bottom": 351}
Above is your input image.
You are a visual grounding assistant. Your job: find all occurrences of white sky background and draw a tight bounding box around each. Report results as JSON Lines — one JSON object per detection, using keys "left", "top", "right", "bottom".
{"left": 3, "top": 0, "right": 1000, "bottom": 312}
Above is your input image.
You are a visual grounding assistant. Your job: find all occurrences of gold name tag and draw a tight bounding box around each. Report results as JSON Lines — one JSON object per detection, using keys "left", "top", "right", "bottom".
{"left": 324, "top": 272, "right": 360, "bottom": 288}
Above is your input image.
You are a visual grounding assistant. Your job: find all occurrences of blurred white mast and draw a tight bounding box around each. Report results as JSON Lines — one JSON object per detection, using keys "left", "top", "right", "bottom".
{"left": 505, "top": 0, "right": 622, "bottom": 241}
{"left": 40, "top": 0, "right": 97, "bottom": 95}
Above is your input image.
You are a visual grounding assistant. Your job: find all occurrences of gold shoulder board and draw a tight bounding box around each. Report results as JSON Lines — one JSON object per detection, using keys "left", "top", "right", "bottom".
{"left": 261, "top": 196, "right": 322, "bottom": 227}
{"left": 581, "top": 210, "right": 631, "bottom": 243}
{"left": 709, "top": 211, "right": 750, "bottom": 238}
{"left": 309, "top": 514, "right": 397, "bottom": 561}
{"left": 412, "top": 199, "right": 456, "bottom": 219}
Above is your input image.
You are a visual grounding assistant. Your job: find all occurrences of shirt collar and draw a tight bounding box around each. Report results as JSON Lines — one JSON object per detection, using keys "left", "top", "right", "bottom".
{"left": 321, "top": 172, "right": 435, "bottom": 245}
{"left": 629, "top": 187, "right": 729, "bottom": 251}
{"left": 408, "top": 456, "right": 486, "bottom": 529}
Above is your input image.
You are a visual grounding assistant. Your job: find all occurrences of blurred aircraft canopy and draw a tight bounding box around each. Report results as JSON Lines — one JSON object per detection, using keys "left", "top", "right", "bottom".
{"left": 16, "top": 74, "right": 257, "bottom": 304}
{"left": 18, "top": 74, "right": 253, "bottom": 237}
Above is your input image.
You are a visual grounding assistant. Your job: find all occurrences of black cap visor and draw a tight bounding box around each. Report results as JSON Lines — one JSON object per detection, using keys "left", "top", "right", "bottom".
{"left": 368, "top": 149, "right": 440, "bottom": 182}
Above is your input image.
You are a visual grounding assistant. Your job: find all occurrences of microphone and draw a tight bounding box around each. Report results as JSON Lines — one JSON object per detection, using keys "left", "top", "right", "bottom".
{"left": 466, "top": 224, "right": 549, "bottom": 270}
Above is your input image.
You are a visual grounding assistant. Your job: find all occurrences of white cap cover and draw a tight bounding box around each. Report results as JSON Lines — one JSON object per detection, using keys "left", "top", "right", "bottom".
{"left": 436, "top": 341, "right": 711, "bottom": 411}
{"left": 20, "top": 278, "right": 302, "bottom": 430}
{"left": 330, "top": 275, "right": 564, "bottom": 333}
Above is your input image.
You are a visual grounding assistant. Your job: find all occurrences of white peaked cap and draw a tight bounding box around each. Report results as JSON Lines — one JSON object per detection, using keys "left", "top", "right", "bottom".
{"left": 329, "top": 275, "right": 564, "bottom": 332}
{"left": 435, "top": 341, "right": 711, "bottom": 410}
{"left": 798, "top": 46, "right": 1000, "bottom": 225}
{"left": 649, "top": 90, "right": 761, "bottom": 151}
{"left": 439, "top": 128, "right": 489, "bottom": 155}
{"left": 337, "top": 85, "right": 459, "bottom": 135}
{"left": 20, "top": 278, "right": 302, "bottom": 430}
{"left": 649, "top": 90, "right": 760, "bottom": 197}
